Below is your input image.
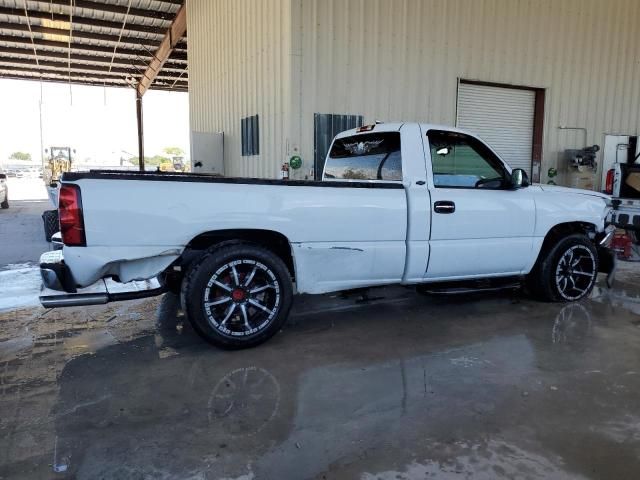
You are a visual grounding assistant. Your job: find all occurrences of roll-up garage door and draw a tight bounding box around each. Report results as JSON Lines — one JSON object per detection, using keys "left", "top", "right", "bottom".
{"left": 457, "top": 82, "right": 535, "bottom": 175}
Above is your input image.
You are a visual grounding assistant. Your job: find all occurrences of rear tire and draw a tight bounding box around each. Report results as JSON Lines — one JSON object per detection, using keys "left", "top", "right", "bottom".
{"left": 1, "top": 198, "right": 8, "bottom": 209}
{"left": 42, "top": 209, "right": 59, "bottom": 242}
{"left": 182, "top": 243, "right": 293, "bottom": 349}
{"left": 527, "top": 234, "right": 598, "bottom": 302}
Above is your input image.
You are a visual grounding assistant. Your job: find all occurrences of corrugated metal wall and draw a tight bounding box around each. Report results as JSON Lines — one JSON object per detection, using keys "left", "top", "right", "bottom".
{"left": 293, "top": 0, "right": 640, "bottom": 185}
{"left": 187, "top": 0, "right": 291, "bottom": 178}
{"left": 189, "top": 0, "right": 640, "bottom": 184}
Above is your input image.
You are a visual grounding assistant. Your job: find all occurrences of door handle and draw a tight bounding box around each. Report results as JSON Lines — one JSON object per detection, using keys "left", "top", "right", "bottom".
{"left": 434, "top": 200, "right": 456, "bottom": 214}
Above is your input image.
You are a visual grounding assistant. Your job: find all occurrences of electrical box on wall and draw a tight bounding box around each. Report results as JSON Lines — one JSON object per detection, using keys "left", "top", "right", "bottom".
{"left": 191, "top": 131, "right": 224, "bottom": 176}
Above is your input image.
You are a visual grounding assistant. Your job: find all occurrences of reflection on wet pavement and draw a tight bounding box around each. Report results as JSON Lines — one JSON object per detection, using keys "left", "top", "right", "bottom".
{"left": 1, "top": 270, "right": 640, "bottom": 479}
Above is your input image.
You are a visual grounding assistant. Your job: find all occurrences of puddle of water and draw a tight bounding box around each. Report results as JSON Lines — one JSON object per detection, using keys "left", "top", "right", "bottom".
{"left": 360, "top": 439, "right": 587, "bottom": 480}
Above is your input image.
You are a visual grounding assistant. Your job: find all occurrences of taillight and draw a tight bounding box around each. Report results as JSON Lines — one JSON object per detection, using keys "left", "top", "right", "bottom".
{"left": 605, "top": 169, "right": 615, "bottom": 195}
{"left": 59, "top": 184, "right": 86, "bottom": 246}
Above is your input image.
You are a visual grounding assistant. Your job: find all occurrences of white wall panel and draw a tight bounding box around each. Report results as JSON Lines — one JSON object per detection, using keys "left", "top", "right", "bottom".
{"left": 189, "top": 0, "right": 640, "bottom": 186}
{"left": 187, "top": 0, "right": 291, "bottom": 178}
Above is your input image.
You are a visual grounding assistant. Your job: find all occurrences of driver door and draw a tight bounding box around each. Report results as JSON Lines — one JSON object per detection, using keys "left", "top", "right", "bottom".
{"left": 424, "top": 129, "right": 535, "bottom": 279}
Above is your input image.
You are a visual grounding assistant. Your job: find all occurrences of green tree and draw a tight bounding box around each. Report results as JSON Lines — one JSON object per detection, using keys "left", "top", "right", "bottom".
{"left": 9, "top": 151, "right": 31, "bottom": 161}
{"left": 130, "top": 155, "right": 170, "bottom": 166}
{"left": 163, "top": 146, "right": 184, "bottom": 157}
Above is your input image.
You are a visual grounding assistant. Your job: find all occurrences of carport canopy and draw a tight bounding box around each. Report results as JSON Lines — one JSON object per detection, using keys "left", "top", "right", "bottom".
{"left": 0, "top": 0, "right": 188, "bottom": 169}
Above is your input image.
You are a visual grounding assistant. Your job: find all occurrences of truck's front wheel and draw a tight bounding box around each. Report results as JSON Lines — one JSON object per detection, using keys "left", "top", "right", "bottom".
{"left": 529, "top": 234, "right": 599, "bottom": 302}
{"left": 182, "top": 243, "right": 293, "bottom": 349}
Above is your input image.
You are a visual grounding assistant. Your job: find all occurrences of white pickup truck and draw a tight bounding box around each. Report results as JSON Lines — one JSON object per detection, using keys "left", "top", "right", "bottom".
{"left": 40, "top": 123, "right": 615, "bottom": 348}
{"left": 605, "top": 137, "right": 640, "bottom": 243}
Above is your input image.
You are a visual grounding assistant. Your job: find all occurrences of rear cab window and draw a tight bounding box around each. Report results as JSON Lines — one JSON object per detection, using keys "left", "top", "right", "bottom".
{"left": 324, "top": 132, "right": 402, "bottom": 182}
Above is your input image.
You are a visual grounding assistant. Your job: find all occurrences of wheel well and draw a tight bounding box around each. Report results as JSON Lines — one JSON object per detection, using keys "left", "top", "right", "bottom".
{"left": 536, "top": 222, "right": 597, "bottom": 263}
{"left": 183, "top": 229, "right": 295, "bottom": 278}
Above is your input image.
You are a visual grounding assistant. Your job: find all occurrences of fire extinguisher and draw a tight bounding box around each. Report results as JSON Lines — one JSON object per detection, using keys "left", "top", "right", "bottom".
{"left": 280, "top": 162, "right": 290, "bottom": 180}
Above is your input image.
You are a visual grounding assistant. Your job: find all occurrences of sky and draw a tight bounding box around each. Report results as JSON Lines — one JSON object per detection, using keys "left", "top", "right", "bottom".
{"left": 0, "top": 79, "right": 189, "bottom": 166}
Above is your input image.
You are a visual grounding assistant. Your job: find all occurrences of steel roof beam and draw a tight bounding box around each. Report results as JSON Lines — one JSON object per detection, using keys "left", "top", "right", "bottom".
{"left": 29, "top": 0, "right": 179, "bottom": 21}
{"left": 0, "top": 70, "right": 188, "bottom": 87}
{"left": 0, "top": 73, "right": 187, "bottom": 91}
{"left": 0, "top": 22, "right": 187, "bottom": 50}
{"left": 0, "top": 46, "right": 186, "bottom": 70}
{"left": 0, "top": 57, "right": 188, "bottom": 77}
{"left": 0, "top": 62, "right": 186, "bottom": 81}
{"left": 137, "top": 3, "right": 186, "bottom": 96}
{"left": 0, "top": 6, "right": 168, "bottom": 35}
{"left": 0, "top": 34, "right": 188, "bottom": 61}
{"left": 0, "top": 69, "right": 128, "bottom": 83}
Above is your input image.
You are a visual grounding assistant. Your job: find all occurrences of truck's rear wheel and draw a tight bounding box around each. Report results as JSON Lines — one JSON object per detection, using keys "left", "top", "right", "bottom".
{"left": 182, "top": 243, "right": 293, "bottom": 349}
{"left": 42, "top": 209, "right": 59, "bottom": 242}
{"left": 528, "top": 234, "right": 598, "bottom": 302}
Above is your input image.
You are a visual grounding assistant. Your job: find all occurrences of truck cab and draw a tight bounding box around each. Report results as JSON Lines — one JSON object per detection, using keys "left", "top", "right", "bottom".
{"left": 324, "top": 123, "right": 612, "bottom": 282}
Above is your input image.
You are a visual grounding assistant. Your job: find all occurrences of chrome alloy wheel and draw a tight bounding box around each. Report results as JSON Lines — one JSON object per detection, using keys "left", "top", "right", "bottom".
{"left": 554, "top": 245, "right": 597, "bottom": 301}
{"left": 203, "top": 259, "right": 281, "bottom": 337}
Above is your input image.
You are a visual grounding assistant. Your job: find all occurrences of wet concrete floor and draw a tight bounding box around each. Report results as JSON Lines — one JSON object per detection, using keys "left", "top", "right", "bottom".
{"left": 2, "top": 267, "right": 640, "bottom": 479}
{"left": 0, "top": 198, "right": 50, "bottom": 266}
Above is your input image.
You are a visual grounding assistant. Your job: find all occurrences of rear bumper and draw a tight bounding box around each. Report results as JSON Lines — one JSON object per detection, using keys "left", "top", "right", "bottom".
{"left": 40, "top": 250, "right": 76, "bottom": 291}
{"left": 39, "top": 250, "right": 166, "bottom": 308}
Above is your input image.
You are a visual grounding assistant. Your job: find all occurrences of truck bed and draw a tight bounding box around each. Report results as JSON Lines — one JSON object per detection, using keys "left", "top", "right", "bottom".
{"left": 60, "top": 170, "right": 411, "bottom": 294}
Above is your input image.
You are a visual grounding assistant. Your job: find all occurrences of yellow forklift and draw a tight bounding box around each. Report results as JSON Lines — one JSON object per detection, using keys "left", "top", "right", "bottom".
{"left": 157, "top": 155, "right": 188, "bottom": 173}
{"left": 43, "top": 146, "right": 73, "bottom": 188}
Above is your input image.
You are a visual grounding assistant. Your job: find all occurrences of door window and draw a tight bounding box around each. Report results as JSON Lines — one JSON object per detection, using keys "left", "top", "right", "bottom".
{"left": 428, "top": 130, "right": 508, "bottom": 189}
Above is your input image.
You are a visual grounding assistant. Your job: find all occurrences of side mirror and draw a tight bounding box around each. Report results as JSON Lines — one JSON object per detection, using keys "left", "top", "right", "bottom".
{"left": 436, "top": 147, "right": 450, "bottom": 156}
{"left": 511, "top": 168, "right": 530, "bottom": 189}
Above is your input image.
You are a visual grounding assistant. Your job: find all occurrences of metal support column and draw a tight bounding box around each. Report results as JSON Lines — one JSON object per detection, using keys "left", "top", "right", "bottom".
{"left": 136, "top": 92, "right": 144, "bottom": 171}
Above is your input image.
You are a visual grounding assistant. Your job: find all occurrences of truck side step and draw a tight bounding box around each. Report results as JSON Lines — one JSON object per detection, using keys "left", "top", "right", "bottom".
{"left": 417, "top": 276, "right": 522, "bottom": 296}
{"left": 421, "top": 283, "right": 522, "bottom": 295}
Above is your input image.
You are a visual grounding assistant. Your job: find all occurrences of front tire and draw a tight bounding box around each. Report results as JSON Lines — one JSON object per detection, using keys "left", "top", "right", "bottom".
{"left": 1, "top": 196, "right": 8, "bottom": 209}
{"left": 182, "top": 243, "right": 293, "bottom": 349}
{"left": 528, "top": 234, "right": 598, "bottom": 302}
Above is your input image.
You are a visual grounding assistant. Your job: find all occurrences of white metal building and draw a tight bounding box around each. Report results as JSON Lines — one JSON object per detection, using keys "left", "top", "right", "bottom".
{"left": 187, "top": 0, "right": 640, "bottom": 188}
